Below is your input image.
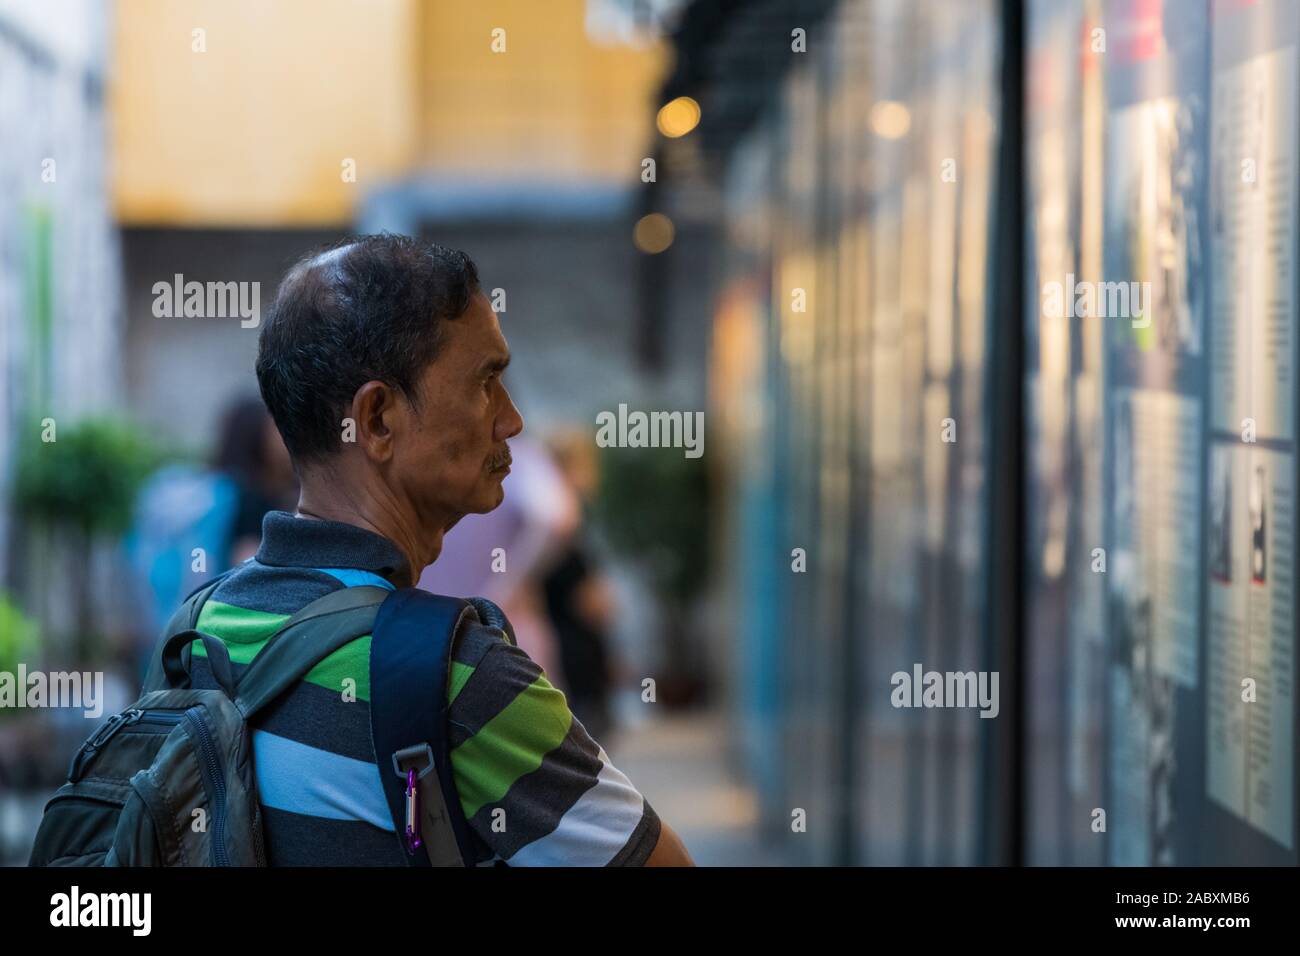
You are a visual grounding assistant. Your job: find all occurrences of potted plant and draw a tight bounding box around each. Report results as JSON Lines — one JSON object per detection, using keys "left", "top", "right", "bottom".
{"left": 593, "top": 441, "right": 711, "bottom": 706}
{"left": 12, "top": 417, "right": 161, "bottom": 663}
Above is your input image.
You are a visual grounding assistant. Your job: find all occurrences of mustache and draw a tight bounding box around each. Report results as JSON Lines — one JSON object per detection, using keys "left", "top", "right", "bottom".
{"left": 486, "top": 449, "right": 513, "bottom": 471}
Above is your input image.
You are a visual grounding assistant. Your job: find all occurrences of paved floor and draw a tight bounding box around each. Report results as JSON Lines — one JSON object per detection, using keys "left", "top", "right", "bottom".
{"left": 606, "top": 705, "right": 781, "bottom": 866}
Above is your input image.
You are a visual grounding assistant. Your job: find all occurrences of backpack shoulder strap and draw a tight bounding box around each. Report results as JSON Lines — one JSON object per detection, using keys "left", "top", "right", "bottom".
{"left": 232, "top": 585, "right": 391, "bottom": 717}
{"left": 465, "top": 597, "right": 517, "bottom": 647}
{"left": 369, "top": 588, "right": 481, "bottom": 868}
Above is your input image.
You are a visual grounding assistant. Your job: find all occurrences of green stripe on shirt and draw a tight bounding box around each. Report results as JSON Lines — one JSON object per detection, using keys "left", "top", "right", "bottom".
{"left": 197, "top": 600, "right": 288, "bottom": 643}
{"left": 449, "top": 661, "right": 476, "bottom": 704}
{"left": 451, "top": 672, "right": 574, "bottom": 818}
{"left": 192, "top": 599, "right": 372, "bottom": 700}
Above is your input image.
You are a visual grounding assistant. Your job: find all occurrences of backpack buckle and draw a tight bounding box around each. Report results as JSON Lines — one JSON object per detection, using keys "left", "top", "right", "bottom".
{"left": 390, "top": 743, "right": 435, "bottom": 779}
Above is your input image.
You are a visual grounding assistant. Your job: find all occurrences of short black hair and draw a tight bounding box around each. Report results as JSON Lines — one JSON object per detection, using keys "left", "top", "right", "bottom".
{"left": 256, "top": 234, "right": 481, "bottom": 465}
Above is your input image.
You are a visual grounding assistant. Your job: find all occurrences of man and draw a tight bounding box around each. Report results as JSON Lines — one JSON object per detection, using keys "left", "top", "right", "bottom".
{"left": 188, "top": 234, "right": 692, "bottom": 866}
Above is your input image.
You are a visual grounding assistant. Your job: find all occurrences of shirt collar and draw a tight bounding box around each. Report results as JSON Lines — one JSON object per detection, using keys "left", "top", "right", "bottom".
{"left": 254, "top": 510, "right": 411, "bottom": 583}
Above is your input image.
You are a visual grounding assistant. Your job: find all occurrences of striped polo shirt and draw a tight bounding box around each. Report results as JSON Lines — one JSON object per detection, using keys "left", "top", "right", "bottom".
{"left": 184, "top": 510, "right": 661, "bottom": 866}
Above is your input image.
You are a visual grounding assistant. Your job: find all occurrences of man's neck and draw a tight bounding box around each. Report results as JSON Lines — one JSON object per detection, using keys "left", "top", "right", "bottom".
{"left": 295, "top": 479, "right": 446, "bottom": 587}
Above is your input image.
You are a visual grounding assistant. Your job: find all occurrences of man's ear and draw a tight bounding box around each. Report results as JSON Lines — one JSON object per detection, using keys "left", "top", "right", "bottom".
{"left": 349, "top": 380, "right": 401, "bottom": 462}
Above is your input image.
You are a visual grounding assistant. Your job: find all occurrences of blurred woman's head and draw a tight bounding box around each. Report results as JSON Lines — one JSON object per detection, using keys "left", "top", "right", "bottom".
{"left": 546, "top": 428, "right": 600, "bottom": 502}
{"left": 213, "top": 394, "right": 294, "bottom": 494}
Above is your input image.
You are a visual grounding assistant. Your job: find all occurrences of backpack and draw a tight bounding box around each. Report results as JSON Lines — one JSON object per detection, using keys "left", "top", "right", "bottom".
{"left": 28, "top": 573, "right": 515, "bottom": 867}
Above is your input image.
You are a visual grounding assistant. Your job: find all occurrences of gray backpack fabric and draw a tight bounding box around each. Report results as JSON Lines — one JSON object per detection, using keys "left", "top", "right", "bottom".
{"left": 29, "top": 578, "right": 395, "bottom": 866}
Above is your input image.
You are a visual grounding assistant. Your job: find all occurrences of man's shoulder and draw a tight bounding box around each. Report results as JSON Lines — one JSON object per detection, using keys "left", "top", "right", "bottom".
{"left": 451, "top": 616, "right": 512, "bottom": 671}
{"left": 445, "top": 612, "right": 560, "bottom": 733}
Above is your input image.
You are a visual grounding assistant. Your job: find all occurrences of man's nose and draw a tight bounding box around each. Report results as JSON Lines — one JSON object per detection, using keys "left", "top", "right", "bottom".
{"left": 496, "top": 392, "right": 524, "bottom": 441}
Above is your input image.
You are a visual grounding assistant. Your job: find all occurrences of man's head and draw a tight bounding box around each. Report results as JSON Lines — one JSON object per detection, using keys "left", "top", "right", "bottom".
{"left": 256, "top": 235, "right": 523, "bottom": 571}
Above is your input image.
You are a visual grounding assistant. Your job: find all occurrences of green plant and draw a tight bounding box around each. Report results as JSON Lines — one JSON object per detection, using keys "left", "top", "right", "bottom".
{"left": 593, "top": 442, "right": 712, "bottom": 705}
{"left": 0, "top": 594, "right": 38, "bottom": 720}
{"left": 12, "top": 417, "right": 163, "bottom": 661}
{"left": 13, "top": 417, "right": 162, "bottom": 536}
{"left": 593, "top": 444, "right": 710, "bottom": 608}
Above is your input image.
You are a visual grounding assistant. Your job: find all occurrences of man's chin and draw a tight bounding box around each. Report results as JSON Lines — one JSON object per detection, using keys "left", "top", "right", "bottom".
{"left": 469, "top": 481, "right": 507, "bottom": 514}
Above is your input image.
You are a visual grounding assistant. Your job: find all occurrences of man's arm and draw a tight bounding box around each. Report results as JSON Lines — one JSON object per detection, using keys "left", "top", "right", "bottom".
{"left": 645, "top": 820, "right": 694, "bottom": 866}
{"left": 446, "top": 626, "right": 691, "bottom": 866}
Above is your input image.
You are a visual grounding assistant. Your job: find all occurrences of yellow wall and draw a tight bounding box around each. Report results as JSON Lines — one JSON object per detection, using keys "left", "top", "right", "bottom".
{"left": 111, "top": 0, "right": 667, "bottom": 227}
{"left": 111, "top": 0, "right": 419, "bottom": 227}
{"left": 416, "top": 0, "right": 667, "bottom": 180}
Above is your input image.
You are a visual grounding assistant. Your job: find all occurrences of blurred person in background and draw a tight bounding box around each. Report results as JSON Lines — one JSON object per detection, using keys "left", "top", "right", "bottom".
{"left": 213, "top": 394, "right": 300, "bottom": 563}
{"left": 125, "top": 394, "right": 297, "bottom": 669}
{"left": 418, "top": 430, "right": 574, "bottom": 683}
{"left": 541, "top": 429, "right": 620, "bottom": 745}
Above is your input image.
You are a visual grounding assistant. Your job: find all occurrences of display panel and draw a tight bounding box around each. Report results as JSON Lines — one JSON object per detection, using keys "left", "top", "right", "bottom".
{"left": 708, "top": 0, "right": 1299, "bottom": 866}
